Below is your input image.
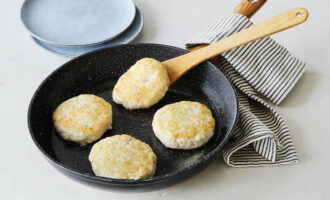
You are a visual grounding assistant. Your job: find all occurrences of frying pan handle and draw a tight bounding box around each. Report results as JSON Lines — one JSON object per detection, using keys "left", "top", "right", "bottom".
{"left": 188, "top": 0, "right": 266, "bottom": 51}
{"left": 233, "top": 0, "right": 267, "bottom": 18}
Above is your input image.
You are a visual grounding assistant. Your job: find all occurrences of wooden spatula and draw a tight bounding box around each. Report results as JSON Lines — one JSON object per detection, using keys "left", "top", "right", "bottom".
{"left": 162, "top": 7, "right": 308, "bottom": 83}
{"left": 189, "top": 0, "right": 267, "bottom": 51}
{"left": 233, "top": 0, "right": 267, "bottom": 18}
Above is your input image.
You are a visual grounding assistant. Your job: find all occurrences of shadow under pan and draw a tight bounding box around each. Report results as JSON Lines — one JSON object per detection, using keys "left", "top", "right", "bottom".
{"left": 28, "top": 43, "right": 238, "bottom": 187}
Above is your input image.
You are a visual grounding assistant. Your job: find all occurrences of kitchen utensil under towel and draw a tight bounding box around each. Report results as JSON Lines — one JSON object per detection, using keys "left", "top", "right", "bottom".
{"left": 186, "top": 14, "right": 306, "bottom": 167}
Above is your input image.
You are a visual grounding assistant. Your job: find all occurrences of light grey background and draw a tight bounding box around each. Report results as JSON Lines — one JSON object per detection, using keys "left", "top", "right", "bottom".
{"left": 0, "top": 0, "right": 329, "bottom": 199}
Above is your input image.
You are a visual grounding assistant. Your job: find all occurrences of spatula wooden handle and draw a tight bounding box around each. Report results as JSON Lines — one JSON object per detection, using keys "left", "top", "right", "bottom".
{"left": 233, "top": 0, "right": 267, "bottom": 18}
{"left": 189, "top": 0, "right": 267, "bottom": 51}
{"left": 163, "top": 8, "right": 308, "bottom": 83}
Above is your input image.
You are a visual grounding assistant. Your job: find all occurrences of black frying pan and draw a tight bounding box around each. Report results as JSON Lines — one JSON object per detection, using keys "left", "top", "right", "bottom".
{"left": 28, "top": 43, "right": 238, "bottom": 187}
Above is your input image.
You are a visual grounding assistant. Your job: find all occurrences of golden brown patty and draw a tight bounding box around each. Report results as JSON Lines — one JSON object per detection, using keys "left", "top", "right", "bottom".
{"left": 53, "top": 94, "right": 112, "bottom": 144}
{"left": 152, "top": 101, "right": 215, "bottom": 149}
{"left": 89, "top": 135, "right": 157, "bottom": 179}
{"left": 112, "top": 58, "right": 170, "bottom": 109}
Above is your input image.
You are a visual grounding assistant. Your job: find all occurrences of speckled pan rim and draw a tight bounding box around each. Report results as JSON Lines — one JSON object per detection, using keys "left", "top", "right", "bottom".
{"left": 27, "top": 43, "right": 239, "bottom": 186}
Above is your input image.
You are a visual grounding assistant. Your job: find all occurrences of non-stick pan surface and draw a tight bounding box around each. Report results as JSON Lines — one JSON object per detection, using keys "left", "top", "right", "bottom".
{"left": 28, "top": 43, "right": 238, "bottom": 187}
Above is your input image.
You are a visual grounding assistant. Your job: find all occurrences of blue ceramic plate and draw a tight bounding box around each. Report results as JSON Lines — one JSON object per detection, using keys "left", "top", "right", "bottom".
{"left": 33, "top": 8, "right": 143, "bottom": 57}
{"left": 21, "top": 0, "right": 136, "bottom": 46}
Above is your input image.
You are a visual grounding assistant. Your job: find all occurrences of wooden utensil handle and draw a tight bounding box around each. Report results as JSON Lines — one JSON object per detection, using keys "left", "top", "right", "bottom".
{"left": 233, "top": 0, "right": 267, "bottom": 18}
{"left": 163, "top": 8, "right": 308, "bottom": 83}
{"left": 188, "top": 0, "right": 267, "bottom": 52}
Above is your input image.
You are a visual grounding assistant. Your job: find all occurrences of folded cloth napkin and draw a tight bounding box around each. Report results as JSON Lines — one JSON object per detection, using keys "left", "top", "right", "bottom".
{"left": 186, "top": 14, "right": 306, "bottom": 167}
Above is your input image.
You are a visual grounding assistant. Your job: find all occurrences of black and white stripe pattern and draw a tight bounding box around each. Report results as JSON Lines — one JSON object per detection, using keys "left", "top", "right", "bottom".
{"left": 186, "top": 14, "right": 304, "bottom": 167}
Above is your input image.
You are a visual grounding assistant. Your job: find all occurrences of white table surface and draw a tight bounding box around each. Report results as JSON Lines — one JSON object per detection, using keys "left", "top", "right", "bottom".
{"left": 1, "top": 0, "right": 329, "bottom": 199}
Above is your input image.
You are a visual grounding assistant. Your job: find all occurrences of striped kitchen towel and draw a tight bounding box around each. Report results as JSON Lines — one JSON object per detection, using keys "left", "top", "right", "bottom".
{"left": 186, "top": 14, "right": 305, "bottom": 167}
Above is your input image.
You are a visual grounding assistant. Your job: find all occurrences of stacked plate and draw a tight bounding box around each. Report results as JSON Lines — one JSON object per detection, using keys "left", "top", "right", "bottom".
{"left": 20, "top": 0, "right": 143, "bottom": 57}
